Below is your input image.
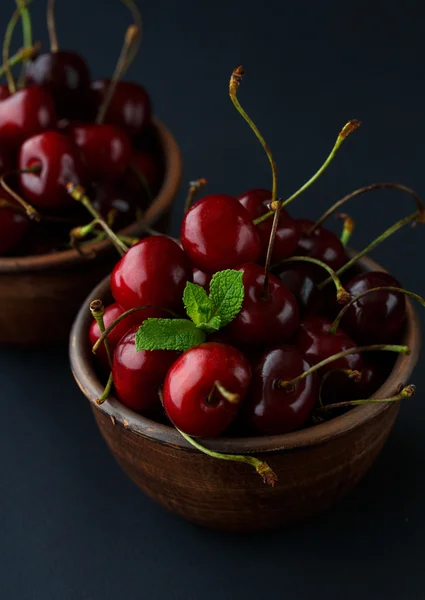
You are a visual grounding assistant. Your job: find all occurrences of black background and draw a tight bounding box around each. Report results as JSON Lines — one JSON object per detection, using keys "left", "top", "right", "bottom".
{"left": 1, "top": 0, "right": 424, "bottom": 598}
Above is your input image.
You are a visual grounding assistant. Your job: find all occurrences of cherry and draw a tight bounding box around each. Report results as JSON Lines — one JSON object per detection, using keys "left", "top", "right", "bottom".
{"left": 124, "top": 151, "right": 160, "bottom": 193}
{"left": 0, "top": 147, "right": 15, "bottom": 176}
{"left": 320, "top": 361, "right": 386, "bottom": 406}
{"left": 91, "top": 80, "right": 152, "bottom": 137}
{"left": 0, "top": 87, "right": 56, "bottom": 150}
{"left": 26, "top": 51, "right": 92, "bottom": 120}
{"left": 275, "top": 262, "right": 324, "bottom": 316}
{"left": 180, "top": 194, "right": 261, "bottom": 273}
{"left": 70, "top": 123, "right": 132, "bottom": 182}
{"left": 192, "top": 268, "right": 212, "bottom": 290}
{"left": 91, "top": 182, "right": 148, "bottom": 230}
{"left": 224, "top": 263, "right": 299, "bottom": 346}
{"left": 295, "top": 218, "right": 346, "bottom": 271}
{"left": 244, "top": 345, "right": 318, "bottom": 435}
{"left": 237, "top": 189, "right": 299, "bottom": 262}
{"left": 113, "top": 325, "right": 179, "bottom": 414}
{"left": 296, "top": 315, "right": 363, "bottom": 373}
{"left": 0, "top": 205, "right": 29, "bottom": 255}
{"left": 19, "top": 131, "right": 85, "bottom": 209}
{"left": 0, "top": 85, "right": 10, "bottom": 100}
{"left": 89, "top": 302, "right": 166, "bottom": 367}
{"left": 338, "top": 271, "right": 406, "bottom": 344}
{"left": 111, "top": 235, "right": 193, "bottom": 311}
{"left": 163, "top": 342, "right": 251, "bottom": 437}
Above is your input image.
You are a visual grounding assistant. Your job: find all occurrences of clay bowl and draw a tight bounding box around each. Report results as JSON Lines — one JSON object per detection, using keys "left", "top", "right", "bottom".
{"left": 70, "top": 252, "right": 420, "bottom": 532}
{"left": 0, "top": 118, "right": 181, "bottom": 346}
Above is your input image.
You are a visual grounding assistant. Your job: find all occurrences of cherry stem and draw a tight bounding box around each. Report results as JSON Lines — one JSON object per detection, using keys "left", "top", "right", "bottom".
{"left": 262, "top": 199, "right": 283, "bottom": 299}
{"left": 3, "top": 4, "right": 23, "bottom": 93}
{"left": 337, "top": 213, "right": 355, "bottom": 246}
{"left": 92, "top": 304, "right": 179, "bottom": 355}
{"left": 96, "top": 25, "right": 139, "bottom": 125}
{"left": 96, "top": 372, "right": 114, "bottom": 405}
{"left": 184, "top": 178, "right": 207, "bottom": 213}
{"left": 214, "top": 381, "right": 240, "bottom": 405}
{"left": 318, "top": 211, "right": 421, "bottom": 289}
{"left": 318, "top": 369, "right": 361, "bottom": 408}
{"left": 311, "top": 183, "right": 425, "bottom": 234}
{"left": 177, "top": 428, "right": 278, "bottom": 487}
{"left": 229, "top": 66, "right": 278, "bottom": 205}
{"left": 272, "top": 255, "right": 350, "bottom": 304}
{"left": 90, "top": 300, "right": 113, "bottom": 368}
{"left": 253, "top": 120, "right": 361, "bottom": 225}
{"left": 66, "top": 183, "right": 128, "bottom": 256}
{"left": 47, "top": 0, "right": 59, "bottom": 52}
{"left": 0, "top": 173, "right": 40, "bottom": 220}
{"left": 129, "top": 164, "right": 152, "bottom": 203}
{"left": 120, "top": 0, "right": 142, "bottom": 68}
{"left": 0, "top": 40, "right": 39, "bottom": 79}
{"left": 330, "top": 286, "right": 425, "bottom": 335}
{"left": 319, "top": 384, "right": 416, "bottom": 411}
{"left": 279, "top": 344, "right": 410, "bottom": 389}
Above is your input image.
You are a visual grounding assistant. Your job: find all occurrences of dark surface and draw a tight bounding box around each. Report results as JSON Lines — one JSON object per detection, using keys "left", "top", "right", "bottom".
{"left": 0, "top": 0, "right": 424, "bottom": 598}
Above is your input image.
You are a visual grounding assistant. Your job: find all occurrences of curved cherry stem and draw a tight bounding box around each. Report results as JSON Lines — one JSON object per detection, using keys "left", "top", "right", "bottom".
{"left": 214, "top": 381, "right": 240, "bottom": 405}
{"left": 330, "top": 286, "right": 425, "bottom": 335}
{"left": 311, "top": 183, "right": 425, "bottom": 235}
{"left": 229, "top": 66, "right": 278, "bottom": 205}
{"left": 0, "top": 173, "right": 40, "bottom": 220}
{"left": 0, "top": 41, "right": 40, "bottom": 78}
{"left": 337, "top": 213, "right": 355, "bottom": 246}
{"left": 177, "top": 429, "right": 278, "bottom": 486}
{"left": 279, "top": 344, "right": 410, "bottom": 389}
{"left": 272, "top": 255, "right": 350, "bottom": 304}
{"left": 46, "top": 0, "right": 58, "bottom": 52}
{"left": 253, "top": 120, "right": 361, "bottom": 225}
{"left": 319, "top": 384, "right": 416, "bottom": 411}
{"left": 318, "top": 369, "right": 361, "bottom": 408}
{"left": 96, "top": 25, "right": 139, "bottom": 124}
{"left": 262, "top": 199, "right": 283, "bottom": 299}
{"left": 90, "top": 300, "right": 113, "bottom": 367}
{"left": 120, "top": 0, "right": 142, "bottom": 68}
{"left": 3, "top": 4, "right": 23, "bottom": 93}
{"left": 96, "top": 372, "right": 114, "bottom": 405}
{"left": 184, "top": 178, "right": 207, "bottom": 213}
{"left": 92, "top": 304, "right": 180, "bottom": 354}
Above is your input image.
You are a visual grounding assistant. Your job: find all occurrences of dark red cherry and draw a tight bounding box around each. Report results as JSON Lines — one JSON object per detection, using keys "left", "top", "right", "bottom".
{"left": 19, "top": 131, "right": 85, "bottom": 209}
{"left": 225, "top": 263, "right": 299, "bottom": 346}
{"left": 0, "top": 85, "right": 10, "bottom": 100}
{"left": 0, "top": 87, "right": 56, "bottom": 150}
{"left": 339, "top": 271, "right": 406, "bottom": 344}
{"left": 113, "top": 325, "right": 179, "bottom": 414}
{"left": 70, "top": 123, "right": 132, "bottom": 182}
{"left": 0, "top": 204, "right": 29, "bottom": 255}
{"left": 275, "top": 263, "right": 324, "bottom": 316}
{"left": 296, "top": 315, "right": 362, "bottom": 373}
{"left": 320, "top": 361, "right": 386, "bottom": 406}
{"left": 91, "top": 80, "right": 152, "bottom": 137}
{"left": 163, "top": 342, "right": 251, "bottom": 437}
{"left": 244, "top": 345, "right": 318, "bottom": 435}
{"left": 91, "top": 182, "right": 148, "bottom": 230}
{"left": 26, "top": 51, "right": 92, "bottom": 119}
{"left": 0, "top": 147, "right": 15, "bottom": 176}
{"left": 89, "top": 302, "right": 167, "bottom": 367}
{"left": 296, "top": 218, "right": 346, "bottom": 271}
{"left": 180, "top": 194, "right": 261, "bottom": 273}
{"left": 192, "top": 268, "right": 212, "bottom": 290}
{"left": 111, "top": 235, "right": 193, "bottom": 311}
{"left": 124, "top": 151, "right": 160, "bottom": 193}
{"left": 237, "top": 189, "right": 299, "bottom": 262}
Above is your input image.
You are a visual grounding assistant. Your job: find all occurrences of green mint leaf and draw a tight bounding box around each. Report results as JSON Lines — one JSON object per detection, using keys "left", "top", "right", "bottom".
{"left": 197, "top": 315, "right": 221, "bottom": 334}
{"left": 183, "top": 282, "right": 214, "bottom": 326}
{"left": 209, "top": 269, "right": 244, "bottom": 327}
{"left": 135, "top": 318, "right": 206, "bottom": 352}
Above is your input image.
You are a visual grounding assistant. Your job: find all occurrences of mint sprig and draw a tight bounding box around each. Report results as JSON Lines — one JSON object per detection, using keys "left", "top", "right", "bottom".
{"left": 135, "top": 269, "right": 245, "bottom": 352}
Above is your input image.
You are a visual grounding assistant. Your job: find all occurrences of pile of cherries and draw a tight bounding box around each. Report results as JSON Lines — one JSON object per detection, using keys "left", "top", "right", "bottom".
{"left": 0, "top": 2, "right": 161, "bottom": 258}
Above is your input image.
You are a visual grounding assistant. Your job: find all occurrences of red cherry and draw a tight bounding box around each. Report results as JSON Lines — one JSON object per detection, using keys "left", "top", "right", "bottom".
{"left": 275, "top": 263, "right": 325, "bottom": 316}
{"left": 124, "top": 151, "right": 160, "bottom": 193}
{"left": 0, "top": 85, "right": 10, "bottom": 100}
{"left": 26, "top": 51, "right": 92, "bottom": 119}
{"left": 192, "top": 268, "right": 212, "bottom": 290}
{"left": 163, "top": 342, "right": 251, "bottom": 437}
{"left": 295, "top": 218, "right": 346, "bottom": 271}
{"left": 91, "top": 182, "right": 149, "bottom": 230}
{"left": 0, "top": 87, "right": 56, "bottom": 150}
{"left": 111, "top": 235, "right": 193, "bottom": 311}
{"left": 70, "top": 123, "right": 132, "bottom": 182}
{"left": 0, "top": 205, "right": 29, "bottom": 255}
{"left": 244, "top": 345, "right": 318, "bottom": 435}
{"left": 224, "top": 263, "right": 299, "bottom": 346}
{"left": 296, "top": 315, "right": 362, "bottom": 373}
{"left": 19, "top": 131, "right": 85, "bottom": 209}
{"left": 113, "top": 325, "right": 179, "bottom": 414}
{"left": 91, "top": 80, "right": 152, "bottom": 137}
{"left": 237, "top": 189, "right": 299, "bottom": 262}
{"left": 180, "top": 194, "right": 261, "bottom": 273}
{"left": 320, "top": 362, "right": 386, "bottom": 406}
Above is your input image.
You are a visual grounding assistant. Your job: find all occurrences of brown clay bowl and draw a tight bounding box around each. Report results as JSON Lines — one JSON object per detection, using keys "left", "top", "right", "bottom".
{"left": 69, "top": 252, "right": 421, "bottom": 532}
{"left": 0, "top": 118, "right": 181, "bottom": 346}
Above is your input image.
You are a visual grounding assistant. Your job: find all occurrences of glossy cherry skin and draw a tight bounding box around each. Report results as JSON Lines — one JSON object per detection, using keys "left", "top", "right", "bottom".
{"left": 92, "top": 182, "right": 148, "bottom": 230}
{"left": 19, "top": 131, "right": 85, "bottom": 209}
{"left": 0, "top": 87, "right": 56, "bottom": 150}
{"left": 275, "top": 263, "right": 324, "bottom": 316}
{"left": 124, "top": 151, "right": 160, "bottom": 193}
{"left": 225, "top": 263, "right": 299, "bottom": 346}
{"left": 181, "top": 195, "right": 261, "bottom": 274}
{"left": 296, "top": 315, "right": 363, "bottom": 373}
{"left": 0, "top": 205, "right": 29, "bottom": 255}
{"left": 237, "top": 189, "right": 299, "bottom": 262}
{"left": 340, "top": 271, "right": 406, "bottom": 344}
{"left": 89, "top": 302, "right": 167, "bottom": 367}
{"left": 163, "top": 342, "right": 251, "bottom": 437}
{"left": 70, "top": 123, "right": 132, "bottom": 182}
{"left": 296, "top": 219, "right": 346, "bottom": 271}
{"left": 26, "top": 51, "right": 92, "bottom": 119}
{"left": 112, "top": 325, "right": 179, "bottom": 414}
{"left": 111, "top": 235, "right": 193, "bottom": 311}
{"left": 320, "top": 361, "right": 386, "bottom": 406}
{"left": 244, "top": 345, "right": 318, "bottom": 435}
{"left": 91, "top": 80, "right": 152, "bottom": 137}
{"left": 192, "top": 268, "right": 212, "bottom": 290}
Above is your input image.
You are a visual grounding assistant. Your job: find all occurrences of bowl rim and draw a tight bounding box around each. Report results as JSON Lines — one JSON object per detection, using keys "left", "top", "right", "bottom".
{"left": 69, "top": 251, "right": 421, "bottom": 454}
{"left": 0, "top": 117, "right": 182, "bottom": 273}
